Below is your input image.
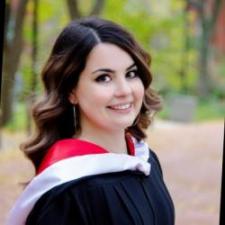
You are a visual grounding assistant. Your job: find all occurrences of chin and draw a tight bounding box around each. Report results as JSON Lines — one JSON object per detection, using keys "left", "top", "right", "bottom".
{"left": 112, "top": 120, "right": 134, "bottom": 130}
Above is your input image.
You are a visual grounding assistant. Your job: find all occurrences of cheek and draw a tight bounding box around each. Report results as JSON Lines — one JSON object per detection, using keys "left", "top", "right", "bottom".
{"left": 93, "top": 87, "right": 113, "bottom": 101}
{"left": 78, "top": 86, "right": 112, "bottom": 108}
{"left": 134, "top": 81, "right": 145, "bottom": 101}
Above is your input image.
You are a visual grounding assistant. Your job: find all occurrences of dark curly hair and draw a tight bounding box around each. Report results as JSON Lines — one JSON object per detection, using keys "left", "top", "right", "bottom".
{"left": 21, "top": 17, "right": 162, "bottom": 172}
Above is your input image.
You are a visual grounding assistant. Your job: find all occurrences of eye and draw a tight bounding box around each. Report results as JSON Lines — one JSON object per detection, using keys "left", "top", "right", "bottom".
{"left": 126, "top": 70, "right": 139, "bottom": 79}
{"left": 95, "top": 74, "right": 111, "bottom": 83}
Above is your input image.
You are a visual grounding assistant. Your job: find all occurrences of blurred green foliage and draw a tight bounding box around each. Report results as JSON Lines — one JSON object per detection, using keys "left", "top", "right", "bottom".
{"left": 102, "top": 0, "right": 199, "bottom": 94}
{"left": 7, "top": 0, "right": 225, "bottom": 131}
{"left": 5, "top": 103, "right": 27, "bottom": 131}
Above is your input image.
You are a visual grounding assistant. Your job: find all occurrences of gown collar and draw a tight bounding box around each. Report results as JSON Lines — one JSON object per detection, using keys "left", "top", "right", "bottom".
{"left": 6, "top": 137, "right": 150, "bottom": 225}
{"left": 37, "top": 135, "right": 135, "bottom": 174}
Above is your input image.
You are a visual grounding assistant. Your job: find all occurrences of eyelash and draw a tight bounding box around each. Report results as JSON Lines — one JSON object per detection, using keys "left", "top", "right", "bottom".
{"left": 95, "top": 70, "right": 139, "bottom": 83}
{"left": 95, "top": 74, "right": 111, "bottom": 83}
{"left": 126, "top": 70, "right": 139, "bottom": 79}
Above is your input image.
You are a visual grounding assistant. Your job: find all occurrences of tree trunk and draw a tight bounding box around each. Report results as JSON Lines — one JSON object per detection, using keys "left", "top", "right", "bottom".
{"left": 0, "top": 1, "right": 7, "bottom": 102}
{"left": 27, "top": 0, "right": 39, "bottom": 134}
{"left": 179, "top": 2, "right": 192, "bottom": 94}
{"left": 197, "top": 2, "right": 211, "bottom": 96}
{"left": 66, "top": 0, "right": 105, "bottom": 20}
{"left": 1, "top": 37, "right": 24, "bottom": 125}
{"left": 1, "top": 0, "right": 28, "bottom": 126}
{"left": 197, "top": 0, "right": 222, "bottom": 97}
{"left": 66, "top": 0, "right": 81, "bottom": 19}
{"left": 89, "top": 0, "right": 105, "bottom": 16}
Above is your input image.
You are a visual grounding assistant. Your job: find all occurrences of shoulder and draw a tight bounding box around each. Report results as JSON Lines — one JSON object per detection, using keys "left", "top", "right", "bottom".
{"left": 149, "top": 148, "right": 164, "bottom": 176}
{"left": 26, "top": 171, "right": 142, "bottom": 224}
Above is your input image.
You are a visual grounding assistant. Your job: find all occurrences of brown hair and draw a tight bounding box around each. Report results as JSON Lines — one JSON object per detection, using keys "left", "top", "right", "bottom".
{"left": 21, "top": 17, "right": 162, "bottom": 172}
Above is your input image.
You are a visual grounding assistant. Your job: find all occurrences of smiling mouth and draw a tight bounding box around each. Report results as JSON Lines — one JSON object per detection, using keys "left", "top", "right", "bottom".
{"left": 107, "top": 103, "right": 132, "bottom": 110}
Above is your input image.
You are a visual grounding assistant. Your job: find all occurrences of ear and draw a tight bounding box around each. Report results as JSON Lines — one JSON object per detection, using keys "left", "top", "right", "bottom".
{"left": 68, "top": 89, "right": 78, "bottom": 104}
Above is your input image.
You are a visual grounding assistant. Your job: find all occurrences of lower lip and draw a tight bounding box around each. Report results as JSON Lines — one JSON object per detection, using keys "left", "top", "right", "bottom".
{"left": 107, "top": 105, "right": 133, "bottom": 114}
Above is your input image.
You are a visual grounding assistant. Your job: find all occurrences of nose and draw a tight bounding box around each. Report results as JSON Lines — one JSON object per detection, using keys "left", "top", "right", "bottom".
{"left": 114, "top": 77, "right": 132, "bottom": 97}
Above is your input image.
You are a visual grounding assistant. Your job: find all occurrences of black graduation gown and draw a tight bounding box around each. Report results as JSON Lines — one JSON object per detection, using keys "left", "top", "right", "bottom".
{"left": 26, "top": 150, "right": 175, "bottom": 225}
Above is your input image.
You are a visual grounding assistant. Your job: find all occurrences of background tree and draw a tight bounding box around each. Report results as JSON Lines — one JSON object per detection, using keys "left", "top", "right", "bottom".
{"left": 1, "top": 0, "right": 105, "bottom": 128}
{"left": 26, "top": 0, "right": 39, "bottom": 134}
{"left": 1, "top": 0, "right": 29, "bottom": 126}
{"left": 66, "top": 0, "right": 105, "bottom": 19}
{"left": 187, "top": 0, "right": 223, "bottom": 97}
{"left": 1, "top": 0, "right": 224, "bottom": 131}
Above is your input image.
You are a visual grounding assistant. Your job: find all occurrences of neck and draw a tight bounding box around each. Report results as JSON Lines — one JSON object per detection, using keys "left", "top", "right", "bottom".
{"left": 76, "top": 127, "right": 128, "bottom": 154}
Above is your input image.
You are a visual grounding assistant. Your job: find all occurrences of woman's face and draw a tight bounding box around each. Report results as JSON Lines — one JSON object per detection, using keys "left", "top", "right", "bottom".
{"left": 69, "top": 43, "right": 144, "bottom": 135}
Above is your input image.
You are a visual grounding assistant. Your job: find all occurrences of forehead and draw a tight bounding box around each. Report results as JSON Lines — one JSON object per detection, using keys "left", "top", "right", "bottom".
{"left": 84, "top": 43, "right": 134, "bottom": 71}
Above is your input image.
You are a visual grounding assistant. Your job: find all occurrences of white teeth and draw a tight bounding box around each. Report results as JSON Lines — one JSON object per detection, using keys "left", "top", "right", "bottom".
{"left": 110, "top": 104, "right": 131, "bottom": 110}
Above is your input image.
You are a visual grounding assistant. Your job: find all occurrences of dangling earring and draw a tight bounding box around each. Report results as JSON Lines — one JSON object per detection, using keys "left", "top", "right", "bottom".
{"left": 73, "top": 105, "right": 77, "bottom": 130}
{"left": 132, "top": 114, "right": 140, "bottom": 126}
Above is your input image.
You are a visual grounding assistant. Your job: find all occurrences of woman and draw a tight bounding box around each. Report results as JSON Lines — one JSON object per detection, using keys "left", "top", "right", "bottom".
{"left": 6, "top": 17, "right": 175, "bottom": 225}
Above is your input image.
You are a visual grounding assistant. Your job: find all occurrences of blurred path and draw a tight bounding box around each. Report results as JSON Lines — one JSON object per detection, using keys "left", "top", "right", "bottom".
{"left": 0, "top": 120, "right": 224, "bottom": 225}
{"left": 0, "top": 132, "right": 33, "bottom": 225}
{"left": 147, "top": 120, "right": 223, "bottom": 225}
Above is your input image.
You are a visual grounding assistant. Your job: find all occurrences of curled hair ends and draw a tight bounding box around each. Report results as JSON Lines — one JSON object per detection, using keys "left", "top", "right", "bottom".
{"left": 21, "top": 17, "right": 162, "bottom": 170}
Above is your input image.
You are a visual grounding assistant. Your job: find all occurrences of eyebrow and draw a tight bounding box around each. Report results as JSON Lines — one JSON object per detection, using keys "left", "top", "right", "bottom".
{"left": 92, "top": 63, "right": 137, "bottom": 74}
